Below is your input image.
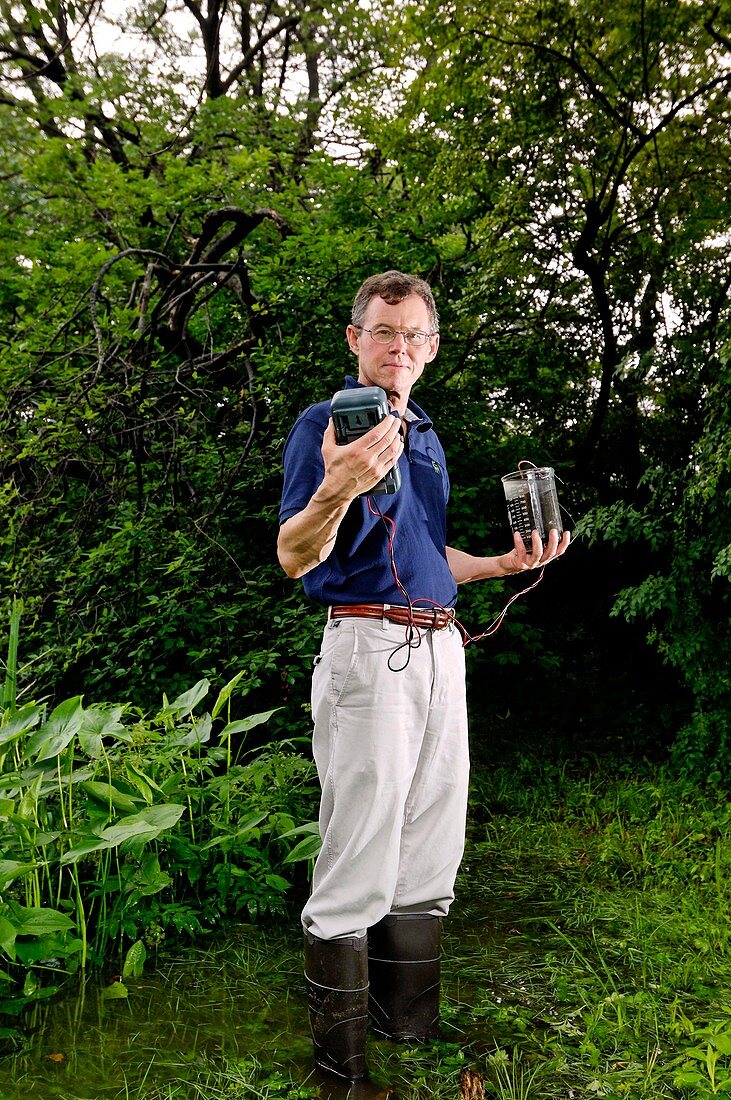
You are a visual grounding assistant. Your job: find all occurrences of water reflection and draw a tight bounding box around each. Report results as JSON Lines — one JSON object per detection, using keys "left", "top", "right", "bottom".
{"left": 2, "top": 888, "right": 550, "bottom": 1098}
{"left": 3, "top": 924, "right": 312, "bottom": 1098}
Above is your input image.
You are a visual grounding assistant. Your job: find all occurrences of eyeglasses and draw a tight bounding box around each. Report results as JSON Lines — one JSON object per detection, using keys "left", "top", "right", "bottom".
{"left": 355, "top": 324, "right": 435, "bottom": 347}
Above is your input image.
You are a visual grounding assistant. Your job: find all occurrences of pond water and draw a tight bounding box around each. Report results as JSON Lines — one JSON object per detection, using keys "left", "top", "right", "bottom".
{"left": 2, "top": 924, "right": 312, "bottom": 1099}
{"left": 1, "top": 893, "right": 543, "bottom": 1099}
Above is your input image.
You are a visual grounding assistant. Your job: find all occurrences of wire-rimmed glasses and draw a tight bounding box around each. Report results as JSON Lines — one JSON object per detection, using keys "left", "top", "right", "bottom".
{"left": 355, "top": 324, "right": 435, "bottom": 347}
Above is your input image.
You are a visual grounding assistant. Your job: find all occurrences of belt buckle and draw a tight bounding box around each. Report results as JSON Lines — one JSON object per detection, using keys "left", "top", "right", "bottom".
{"left": 437, "top": 607, "right": 454, "bottom": 630}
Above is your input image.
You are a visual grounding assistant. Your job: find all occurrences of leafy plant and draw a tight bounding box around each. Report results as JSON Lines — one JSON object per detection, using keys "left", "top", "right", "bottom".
{"left": 0, "top": 664, "right": 318, "bottom": 1026}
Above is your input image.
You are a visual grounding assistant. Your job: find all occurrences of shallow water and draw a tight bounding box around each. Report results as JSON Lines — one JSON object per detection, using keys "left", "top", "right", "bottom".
{"left": 1, "top": 890, "right": 544, "bottom": 1099}
{"left": 2, "top": 924, "right": 312, "bottom": 1099}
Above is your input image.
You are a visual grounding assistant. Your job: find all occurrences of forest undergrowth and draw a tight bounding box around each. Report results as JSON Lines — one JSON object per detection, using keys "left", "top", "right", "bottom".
{"left": 3, "top": 751, "right": 729, "bottom": 1100}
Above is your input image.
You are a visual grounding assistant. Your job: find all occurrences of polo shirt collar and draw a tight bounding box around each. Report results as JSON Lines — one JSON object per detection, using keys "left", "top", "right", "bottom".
{"left": 343, "top": 375, "right": 433, "bottom": 432}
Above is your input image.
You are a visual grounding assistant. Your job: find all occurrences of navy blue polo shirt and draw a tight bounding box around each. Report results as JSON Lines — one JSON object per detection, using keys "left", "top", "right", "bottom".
{"left": 279, "top": 376, "right": 458, "bottom": 609}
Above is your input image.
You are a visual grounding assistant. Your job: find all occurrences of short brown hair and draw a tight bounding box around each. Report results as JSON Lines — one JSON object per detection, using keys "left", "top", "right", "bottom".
{"left": 351, "top": 270, "right": 439, "bottom": 332}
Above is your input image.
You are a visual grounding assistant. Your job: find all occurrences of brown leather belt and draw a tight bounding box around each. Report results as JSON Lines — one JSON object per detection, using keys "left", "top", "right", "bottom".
{"left": 329, "top": 603, "right": 456, "bottom": 630}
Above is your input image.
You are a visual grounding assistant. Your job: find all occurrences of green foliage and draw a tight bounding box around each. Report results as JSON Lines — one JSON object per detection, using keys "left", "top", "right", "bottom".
{"left": 0, "top": 672, "right": 319, "bottom": 1024}
{"left": 0, "top": 0, "right": 728, "bottom": 779}
{"left": 2, "top": 754, "right": 730, "bottom": 1097}
{"left": 578, "top": 352, "right": 731, "bottom": 779}
{"left": 350, "top": 0, "right": 730, "bottom": 772}
{"left": 454, "top": 754, "right": 731, "bottom": 1100}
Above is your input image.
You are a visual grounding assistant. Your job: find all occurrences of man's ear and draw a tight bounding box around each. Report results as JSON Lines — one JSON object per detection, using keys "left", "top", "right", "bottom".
{"left": 426, "top": 333, "right": 440, "bottom": 362}
{"left": 345, "top": 325, "right": 360, "bottom": 355}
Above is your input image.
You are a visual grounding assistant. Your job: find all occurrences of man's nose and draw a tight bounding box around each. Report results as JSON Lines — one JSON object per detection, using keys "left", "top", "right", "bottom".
{"left": 388, "top": 331, "right": 408, "bottom": 349}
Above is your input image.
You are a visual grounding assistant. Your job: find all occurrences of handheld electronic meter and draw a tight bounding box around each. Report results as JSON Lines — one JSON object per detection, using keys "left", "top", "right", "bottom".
{"left": 330, "top": 386, "right": 401, "bottom": 496}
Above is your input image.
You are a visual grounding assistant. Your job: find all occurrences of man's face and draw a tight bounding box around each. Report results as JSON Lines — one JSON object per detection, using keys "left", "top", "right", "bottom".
{"left": 346, "top": 293, "right": 439, "bottom": 408}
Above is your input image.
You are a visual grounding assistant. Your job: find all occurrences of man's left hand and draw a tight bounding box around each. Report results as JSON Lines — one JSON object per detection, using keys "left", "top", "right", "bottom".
{"left": 503, "top": 528, "right": 571, "bottom": 573}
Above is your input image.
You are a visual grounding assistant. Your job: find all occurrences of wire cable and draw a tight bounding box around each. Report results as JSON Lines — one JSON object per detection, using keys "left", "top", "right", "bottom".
{"left": 366, "top": 489, "right": 568, "bottom": 669}
{"left": 367, "top": 496, "right": 424, "bottom": 671}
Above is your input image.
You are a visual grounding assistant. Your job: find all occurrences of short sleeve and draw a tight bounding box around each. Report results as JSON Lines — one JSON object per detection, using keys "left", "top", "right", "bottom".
{"left": 278, "top": 409, "right": 328, "bottom": 525}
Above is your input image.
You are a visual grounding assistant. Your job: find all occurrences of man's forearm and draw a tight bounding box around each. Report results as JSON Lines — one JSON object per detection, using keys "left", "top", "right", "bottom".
{"left": 445, "top": 545, "right": 516, "bottom": 583}
{"left": 278, "top": 483, "right": 352, "bottom": 579}
{"left": 447, "top": 528, "right": 569, "bottom": 581}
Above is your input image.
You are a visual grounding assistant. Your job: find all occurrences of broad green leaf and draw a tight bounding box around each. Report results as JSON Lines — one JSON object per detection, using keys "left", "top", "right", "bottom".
{"left": 15, "top": 935, "right": 82, "bottom": 964}
{"left": 78, "top": 705, "right": 127, "bottom": 757}
{"left": 278, "top": 821, "right": 320, "bottom": 840}
{"left": 80, "top": 781, "right": 141, "bottom": 813}
{"left": 18, "top": 775, "right": 44, "bottom": 818}
{"left": 264, "top": 874, "right": 290, "bottom": 892}
{"left": 100, "top": 803, "right": 184, "bottom": 845}
{"left": 283, "top": 834, "right": 322, "bottom": 864}
{"left": 25, "top": 697, "right": 84, "bottom": 762}
{"left": 211, "top": 670, "right": 246, "bottom": 719}
{"left": 682, "top": 1047, "right": 711, "bottom": 1061}
{"left": 122, "top": 940, "right": 147, "bottom": 979}
{"left": 10, "top": 906, "right": 75, "bottom": 936}
{"left": 133, "top": 853, "right": 171, "bottom": 896}
{"left": 673, "top": 1070, "right": 705, "bottom": 1086}
{"left": 166, "top": 715, "right": 212, "bottom": 749}
{"left": 0, "top": 916, "right": 17, "bottom": 960}
{"left": 159, "top": 679, "right": 210, "bottom": 717}
{"left": 0, "top": 860, "right": 39, "bottom": 889}
{"left": 80, "top": 705, "right": 126, "bottom": 737}
{"left": 199, "top": 812, "right": 268, "bottom": 850}
{"left": 134, "top": 869, "right": 171, "bottom": 895}
{"left": 102, "top": 981, "right": 128, "bottom": 1000}
{"left": 126, "top": 763, "right": 164, "bottom": 797}
{"left": 61, "top": 804, "right": 185, "bottom": 863}
{"left": 59, "top": 837, "right": 110, "bottom": 864}
{"left": 220, "top": 709, "right": 280, "bottom": 738}
{"left": 0, "top": 705, "right": 41, "bottom": 747}
{"left": 712, "top": 1033, "right": 731, "bottom": 1055}
{"left": 123, "top": 768, "right": 154, "bottom": 805}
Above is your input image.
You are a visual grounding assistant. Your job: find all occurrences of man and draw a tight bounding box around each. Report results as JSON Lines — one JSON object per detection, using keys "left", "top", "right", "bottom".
{"left": 277, "top": 271, "right": 569, "bottom": 1093}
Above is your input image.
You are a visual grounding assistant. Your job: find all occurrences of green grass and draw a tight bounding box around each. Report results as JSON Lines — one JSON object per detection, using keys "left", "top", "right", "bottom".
{"left": 431, "top": 756, "right": 731, "bottom": 1099}
{"left": 2, "top": 755, "right": 730, "bottom": 1099}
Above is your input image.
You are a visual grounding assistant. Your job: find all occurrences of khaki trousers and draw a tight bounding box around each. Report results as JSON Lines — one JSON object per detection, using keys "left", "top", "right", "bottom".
{"left": 302, "top": 616, "right": 470, "bottom": 941}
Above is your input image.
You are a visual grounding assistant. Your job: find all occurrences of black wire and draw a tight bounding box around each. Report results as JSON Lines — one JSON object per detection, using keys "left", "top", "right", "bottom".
{"left": 368, "top": 489, "right": 574, "bottom": 669}
{"left": 368, "top": 495, "right": 422, "bottom": 672}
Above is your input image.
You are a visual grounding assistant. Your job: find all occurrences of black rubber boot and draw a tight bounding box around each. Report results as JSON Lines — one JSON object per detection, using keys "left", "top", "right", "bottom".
{"left": 304, "top": 930, "right": 369, "bottom": 1082}
{"left": 309, "top": 1068, "right": 396, "bottom": 1099}
{"left": 367, "top": 913, "right": 441, "bottom": 1041}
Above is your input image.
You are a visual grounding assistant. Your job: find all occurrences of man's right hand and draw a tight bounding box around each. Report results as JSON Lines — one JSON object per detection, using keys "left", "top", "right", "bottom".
{"left": 277, "top": 415, "right": 404, "bottom": 579}
{"left": 321, "top": 415, "right": 403, "bottom": 501}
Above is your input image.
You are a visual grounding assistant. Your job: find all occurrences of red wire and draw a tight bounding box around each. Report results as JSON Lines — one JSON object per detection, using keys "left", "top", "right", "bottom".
{"left": 367, "top": 496, "right": 541, "bottom": 648}
{"left": 367, "top": 498, "right": 414, "bottom": 613}
{"left": 461, "top": 568, "right": 545, "bottom": 644}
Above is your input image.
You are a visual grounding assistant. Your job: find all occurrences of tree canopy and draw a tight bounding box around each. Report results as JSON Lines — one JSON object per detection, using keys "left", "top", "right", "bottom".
{"left": 1, "top": 0, "right": 729, "bottom": 775}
